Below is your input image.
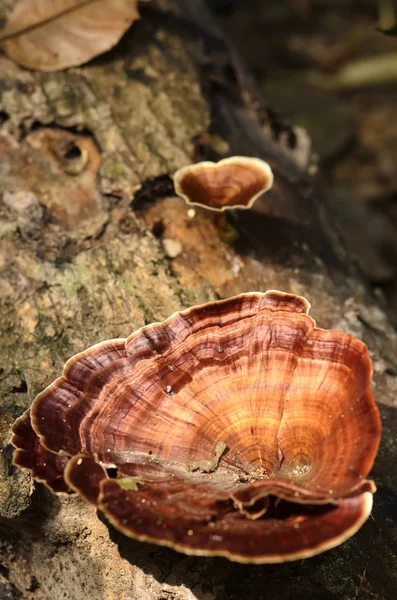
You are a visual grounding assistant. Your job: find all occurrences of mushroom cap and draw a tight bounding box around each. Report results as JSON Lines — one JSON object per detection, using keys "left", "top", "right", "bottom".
{"left": 173, "top": 156, "right": 274, "bottom": 212}
{"left": 12, "top": 290, "right": 381, "bottom": 563}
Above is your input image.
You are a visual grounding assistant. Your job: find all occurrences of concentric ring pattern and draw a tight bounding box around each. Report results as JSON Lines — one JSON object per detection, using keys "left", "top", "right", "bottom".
{"left": 12, "top": 290, "right": 381, "bottom": 562}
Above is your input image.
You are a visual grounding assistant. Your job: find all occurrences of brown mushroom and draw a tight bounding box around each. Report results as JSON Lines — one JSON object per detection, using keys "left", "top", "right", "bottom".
{"left": 12, "top": 290, "right": 381, "bottom": 563}
{"left": 173, "top": 156, "right": 273, "bottom": 212}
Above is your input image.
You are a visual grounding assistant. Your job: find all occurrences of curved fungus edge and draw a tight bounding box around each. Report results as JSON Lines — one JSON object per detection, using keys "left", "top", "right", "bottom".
{"left": 97, "top": 484, "right": 374, "bottom": 564}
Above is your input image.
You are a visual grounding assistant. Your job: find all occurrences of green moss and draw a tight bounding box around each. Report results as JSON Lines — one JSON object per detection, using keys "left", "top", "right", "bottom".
{"left": 101, "top": 158, "right": 126, "bottom": 180}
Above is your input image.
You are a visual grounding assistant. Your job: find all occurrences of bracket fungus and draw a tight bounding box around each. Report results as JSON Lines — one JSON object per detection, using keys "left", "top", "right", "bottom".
{"left": 12, "top": 291, "right": 381, "bottom": 563}
{"left": 173, "top": 156, "right": 274, "bottom": 212}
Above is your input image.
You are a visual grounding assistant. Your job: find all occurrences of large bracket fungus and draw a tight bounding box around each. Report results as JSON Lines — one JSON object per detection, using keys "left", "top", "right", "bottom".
{"left": 173, "top": 156, "right": 274, "bottom": 212}
{"left": 12, "top": 291, "right": 381, "bottom": 563}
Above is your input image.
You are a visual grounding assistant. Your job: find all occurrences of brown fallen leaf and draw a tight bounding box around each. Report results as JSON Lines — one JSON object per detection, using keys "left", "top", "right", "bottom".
{"left": 0, "top": 0, "right": 139, "bottom": 72}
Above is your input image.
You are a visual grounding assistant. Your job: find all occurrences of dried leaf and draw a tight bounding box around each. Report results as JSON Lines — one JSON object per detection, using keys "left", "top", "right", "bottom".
{"left": 0, "top": 0, "right": 139, "bottom": 72}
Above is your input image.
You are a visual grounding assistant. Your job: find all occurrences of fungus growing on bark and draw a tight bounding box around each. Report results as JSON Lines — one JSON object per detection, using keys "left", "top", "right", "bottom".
{"left": 12, "top": 291, "right": 381, "bottom": 563}
{"left": 173, "top": 156, "right": 274, "bottom": 212}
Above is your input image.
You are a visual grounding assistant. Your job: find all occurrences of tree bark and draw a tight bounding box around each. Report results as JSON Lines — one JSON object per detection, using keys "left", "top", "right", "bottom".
{"left": 0, "top": 1, "right": 396, "bottom": 599}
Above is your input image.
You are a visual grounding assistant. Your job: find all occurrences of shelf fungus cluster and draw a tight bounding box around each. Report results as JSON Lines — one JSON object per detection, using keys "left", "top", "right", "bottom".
{"left": 173, "top": 156, "right": 274, "bottom": 211}
{"left": 12, "top": 291, "right": 381, "bottom": 563}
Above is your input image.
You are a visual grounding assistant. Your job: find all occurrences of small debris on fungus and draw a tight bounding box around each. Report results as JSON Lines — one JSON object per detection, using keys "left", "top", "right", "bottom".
{"left": 186, "top": 441, "right": 227, "bottom": 473}
{"left": 117, "top": 478, "right": 145, "bottom": 492}
{"left": 12, "top": 290, "right": 381, "bottom": 563}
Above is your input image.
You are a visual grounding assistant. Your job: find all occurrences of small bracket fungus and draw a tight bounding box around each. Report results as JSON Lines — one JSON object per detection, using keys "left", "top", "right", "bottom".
{"left": 173, "top": 156, "right": 274, "bottom": 212}
{"left": 12, "top": 291, "right": 381, "bottom": 563}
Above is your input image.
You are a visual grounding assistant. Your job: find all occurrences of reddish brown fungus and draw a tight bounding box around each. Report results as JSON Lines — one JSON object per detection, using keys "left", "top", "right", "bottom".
{"left": 11, "top": 290, "right": 381, "bottom": 563}
{"left": 173, "top": 156, "right": 273, "bottom": 212}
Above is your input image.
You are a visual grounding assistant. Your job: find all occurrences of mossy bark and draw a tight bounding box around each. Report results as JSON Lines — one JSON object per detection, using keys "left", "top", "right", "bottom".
{"left": 0, "top": 1, "right": 396, "bottom": 599}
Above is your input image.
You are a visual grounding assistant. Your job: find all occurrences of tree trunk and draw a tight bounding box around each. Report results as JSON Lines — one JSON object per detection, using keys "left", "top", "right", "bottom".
{"left": 0, "top": 1, "right": 396, "bottom": 599}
